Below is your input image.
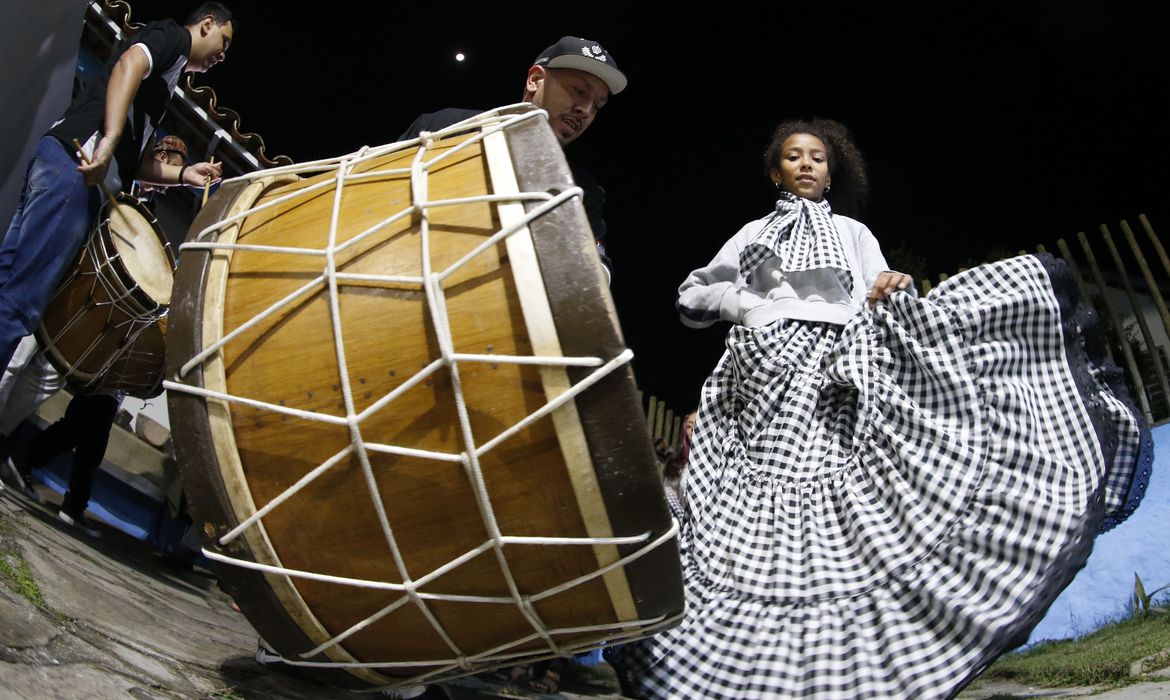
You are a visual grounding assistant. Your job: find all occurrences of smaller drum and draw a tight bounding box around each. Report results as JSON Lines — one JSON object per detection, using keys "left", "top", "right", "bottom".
{"left": 36, "top": 192, "right": 175, "bottom": 398}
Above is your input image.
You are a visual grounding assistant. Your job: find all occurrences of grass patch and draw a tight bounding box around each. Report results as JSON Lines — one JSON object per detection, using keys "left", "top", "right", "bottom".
{"left": 0, "top": 513, "right": 70, "bottom": 623}
{"left": 0, "top": 512, "right": 30, "bottom": 535}
{"left": 979, "top": 608, "right": 1170, "bottom": 687}
{"left": 0, "top": 551, "right": 47, "bottom": 609}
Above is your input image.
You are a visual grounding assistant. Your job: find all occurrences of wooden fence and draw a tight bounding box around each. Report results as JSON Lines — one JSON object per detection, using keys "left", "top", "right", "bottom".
{"left": 641, "top": 393, "right": 682, "bottom": 451}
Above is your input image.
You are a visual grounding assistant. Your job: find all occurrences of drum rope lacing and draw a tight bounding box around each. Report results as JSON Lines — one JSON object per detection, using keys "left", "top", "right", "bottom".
{"left": 164, "top": 105, "right": 682, "bottom": 688}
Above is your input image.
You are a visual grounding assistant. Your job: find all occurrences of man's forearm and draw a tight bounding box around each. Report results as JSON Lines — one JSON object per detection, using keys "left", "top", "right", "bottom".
{"left": 101, "top": 51, "right": 149, "bottom": 144}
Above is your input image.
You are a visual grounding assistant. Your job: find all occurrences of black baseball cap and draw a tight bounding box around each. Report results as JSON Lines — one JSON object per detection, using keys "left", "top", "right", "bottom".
{"left": 533, "top": 36, "right": 627, "bottom": 95}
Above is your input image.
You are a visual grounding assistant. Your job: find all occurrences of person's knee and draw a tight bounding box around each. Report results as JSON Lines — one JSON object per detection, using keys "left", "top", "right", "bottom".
{"left": 0, "top": 312, "right": 34, "bottom": 368}
{"left": 0, "top": 299, "right": 41, "bottom": 340}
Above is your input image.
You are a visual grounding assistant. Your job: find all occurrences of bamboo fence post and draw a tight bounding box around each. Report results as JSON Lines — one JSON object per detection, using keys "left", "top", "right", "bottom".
{"left": 1079, "top": 230, "right": 1153, "bottom": 421}
{"left": 1139, "top": 215, "right": 1170, "bottom": 281}
{"left": 646, "top": 395, "right": 657, "bottom": 437}
{"left": 654, "top": 398, "right": 667, "bottom": 441}
{"left": 1056, "top": 237, "right": 1112, "bottom": 362}
{"left": 1120, "top": 219, "right": 1170, "bottom": 352}
{"left": 1101, "top": 223, "right": 1169, "bottom": 412}
{"left": 1056, "top": 239, "right": 1095, "bottom": 308}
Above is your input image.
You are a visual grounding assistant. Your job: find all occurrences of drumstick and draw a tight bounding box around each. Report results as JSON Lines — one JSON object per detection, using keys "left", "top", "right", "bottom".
{"left": 202, "top": 156, "right": 215, "bottom": 206}
{"left": 72, "top": 139, "right": 137, "bottom": 251}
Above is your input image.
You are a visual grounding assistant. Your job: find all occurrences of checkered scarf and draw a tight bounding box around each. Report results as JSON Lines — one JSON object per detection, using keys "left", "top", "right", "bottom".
{"left": 739, "top": 192, "right": 852, "bottom": 293}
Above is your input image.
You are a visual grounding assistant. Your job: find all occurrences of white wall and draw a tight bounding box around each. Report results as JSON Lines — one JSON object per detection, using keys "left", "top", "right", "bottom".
{"left": 0, "top": 0, "right": 89, "bottom": 227}
{"left": 1028, "top": 424, "right": 1169, "bottom": 642}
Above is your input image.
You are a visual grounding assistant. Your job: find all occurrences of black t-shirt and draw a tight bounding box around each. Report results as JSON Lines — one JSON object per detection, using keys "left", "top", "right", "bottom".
{"left": 48, "top": 19, "right": 190, "bottom": 191}
{"left": 397, "top": 108, "right": 612, "bottom": 277}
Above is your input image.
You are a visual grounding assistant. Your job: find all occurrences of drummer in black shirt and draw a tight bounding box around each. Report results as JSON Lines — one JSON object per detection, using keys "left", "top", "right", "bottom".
{"left": 0, "top": 2, "right": 235, "bottom": 372}
{"left": 0, "top": 134, "right": 194, "bottom": 536}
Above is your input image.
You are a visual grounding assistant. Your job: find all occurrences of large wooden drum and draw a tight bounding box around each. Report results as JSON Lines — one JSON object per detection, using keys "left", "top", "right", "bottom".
{"left": 166, "top": 105, "right": 682, "bottom": 689}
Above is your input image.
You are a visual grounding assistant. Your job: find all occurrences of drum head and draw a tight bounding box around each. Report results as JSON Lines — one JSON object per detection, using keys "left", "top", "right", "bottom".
{"left": 107, "top": 199, "right": 174, "bottom": 305}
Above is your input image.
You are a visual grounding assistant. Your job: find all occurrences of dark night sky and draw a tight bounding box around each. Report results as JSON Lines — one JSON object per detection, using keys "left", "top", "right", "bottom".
{"left": 135, "top": 2, "right": 1170, "bottom": 410}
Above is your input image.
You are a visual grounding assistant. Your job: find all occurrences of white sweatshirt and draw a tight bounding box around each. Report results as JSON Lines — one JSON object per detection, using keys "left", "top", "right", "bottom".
{"left": 677, "top": 212, "right": 897, "bottom": 328}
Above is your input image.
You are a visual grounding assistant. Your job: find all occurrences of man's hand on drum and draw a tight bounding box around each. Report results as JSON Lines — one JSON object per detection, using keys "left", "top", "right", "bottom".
{"left": 181, "top": 161, "right": 224, "bottom": 188}
{"left": 867, "top": 270, "right": 914, "bottom": 306}
{"left": 77, "top": 134, "right": 118, "bottom": 187}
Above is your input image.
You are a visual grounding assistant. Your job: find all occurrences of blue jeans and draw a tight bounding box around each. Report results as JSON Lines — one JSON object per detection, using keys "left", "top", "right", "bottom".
{"left": 0, "top": 136, "right": 98, "bottom": 370}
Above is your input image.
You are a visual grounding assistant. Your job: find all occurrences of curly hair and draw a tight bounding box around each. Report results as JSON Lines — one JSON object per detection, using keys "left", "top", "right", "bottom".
{"left": 762, "top": 118, "right": 870, "bottom": 218}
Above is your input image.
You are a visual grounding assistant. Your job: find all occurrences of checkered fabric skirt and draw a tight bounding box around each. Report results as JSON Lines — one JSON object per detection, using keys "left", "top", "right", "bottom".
{"left": 608, "top": 254, "right": 1152, "bottom": 699}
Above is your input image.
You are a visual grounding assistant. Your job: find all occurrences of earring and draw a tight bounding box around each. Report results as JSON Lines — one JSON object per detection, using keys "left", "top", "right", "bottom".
{"left": 824, "top": 184, "right": 832, "bottom": 194}
{"left": 773, "top": 181, "right": 782, "bottom": 190}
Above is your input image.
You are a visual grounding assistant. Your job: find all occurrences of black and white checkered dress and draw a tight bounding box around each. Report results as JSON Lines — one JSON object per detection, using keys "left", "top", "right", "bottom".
{"left": 608, "top": 254, "right": 1152, "bottom": 699}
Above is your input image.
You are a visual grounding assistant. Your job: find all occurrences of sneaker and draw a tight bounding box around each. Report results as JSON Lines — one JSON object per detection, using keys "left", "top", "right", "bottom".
{"left": 0, "top": 459, "right": 38, "bottom": 502}
{"left": 58, "top": 509, "right": 102, "bottom": 538}
{"left": 255, "top": 638, "right": 283, "bottom": 666}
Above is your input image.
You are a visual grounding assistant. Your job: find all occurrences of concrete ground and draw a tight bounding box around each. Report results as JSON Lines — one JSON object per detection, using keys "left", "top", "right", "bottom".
{"left": 0, "top": 486, "right": 623, "bottom": 699}
{"left": 0, "top": 488, "right": 364, "bottom": 699}
{"left": 1, "top": 484, "right": 1168, "bottom": 700}
{"left": 957, "top": 671, "right": 1170, "bottom": 699}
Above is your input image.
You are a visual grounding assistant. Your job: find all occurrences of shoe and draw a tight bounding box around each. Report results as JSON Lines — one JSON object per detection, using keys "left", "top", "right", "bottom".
{"left": 484, "top": 662, "right": 561, "bottom": 694}
{"left": 255, "top": 638, "right": 282, "bottom": 666}
{"left": 58, "top": 509, "right": 102, "bottom": 538}
{"left": 1, "top": 459, "right": 38, "bottom": 502}
{"left": 379, "top": 685, "right": 429, "bottom": 698}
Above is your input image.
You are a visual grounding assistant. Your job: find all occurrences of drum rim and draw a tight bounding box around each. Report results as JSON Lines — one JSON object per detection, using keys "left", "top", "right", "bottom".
{"left": 168, "top": 174, "right": 375, "bottom": 689}
{"left": 505, "top": 121, "right": 683, "bottom": 626}
{"left": 101, "top": 192, "right": 176, "bottom": 309}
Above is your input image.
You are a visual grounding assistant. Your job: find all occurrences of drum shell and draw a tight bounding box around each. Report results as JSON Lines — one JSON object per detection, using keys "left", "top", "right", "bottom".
{"left": 92, "top": 317, "right": 167, "bottom": 398}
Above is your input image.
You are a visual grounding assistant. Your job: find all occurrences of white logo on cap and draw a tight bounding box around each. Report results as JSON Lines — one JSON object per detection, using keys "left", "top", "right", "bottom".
{"left": 581, "top": 45, "right": 607, "bottom": 62}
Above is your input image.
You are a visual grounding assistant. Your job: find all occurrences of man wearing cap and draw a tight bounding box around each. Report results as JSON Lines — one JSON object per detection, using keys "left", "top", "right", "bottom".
{"left": 397, "top": 36, "right": 626, "bottom": 282}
